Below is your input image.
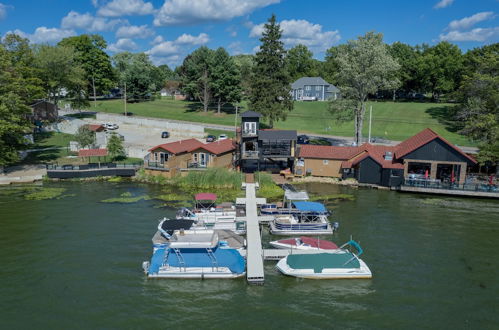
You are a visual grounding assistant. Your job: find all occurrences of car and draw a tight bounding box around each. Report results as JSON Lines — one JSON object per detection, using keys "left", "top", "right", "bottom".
{"left": 218, "top": 134, "right": 228, "bottom": 140}
{"left": 161, "top": 131, "right": 170, "bottom": 138}
{"left": 103, "top": 123, "right": 119, "bottom": 130}
{"left": 297, "top": 135, "right": 310, "bottom": 144}
{"left": 206, "top": 135, "right": 216, "bottom": 142}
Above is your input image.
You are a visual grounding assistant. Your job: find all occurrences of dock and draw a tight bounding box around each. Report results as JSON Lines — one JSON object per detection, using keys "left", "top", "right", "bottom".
{"left": 243, "top": 176, "right": 265, "bottom": 284}
{"left": 239, "top": 249, "right": 334, "bottom": 260}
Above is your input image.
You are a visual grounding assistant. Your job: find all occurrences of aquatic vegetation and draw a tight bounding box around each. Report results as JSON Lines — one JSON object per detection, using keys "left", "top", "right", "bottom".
{"left": 120, "top": 192, "right": 132, "bottom": 197}
{"left": 108, "top": 177, "right": 123, "bottom": 183}
{"left": 24, "top": 188, "right": 67, "bottom": 200}
{"left": 309, "top": 193, "right": 355, "bottom": 202}
{"left": 101, "top": 194, "right": 150, "bottom": 203}
{"left": 57, "top": 194, "right": 76, "bottom": 199}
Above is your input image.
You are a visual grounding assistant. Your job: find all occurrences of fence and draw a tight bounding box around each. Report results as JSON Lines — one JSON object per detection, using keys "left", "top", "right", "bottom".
{"left": 46, "top": 162, "right": 141, "bottom": 179}
{"left": 403, "top": 177, "right": 498, "bottom": 194}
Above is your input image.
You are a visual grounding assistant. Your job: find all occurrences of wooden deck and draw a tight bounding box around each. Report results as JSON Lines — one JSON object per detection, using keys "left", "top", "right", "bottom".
{"left": 398, "top": 185, "right": 499, "bottom": 199}
{"left": 243, "top": 181, "right": 265, "bottom": 284}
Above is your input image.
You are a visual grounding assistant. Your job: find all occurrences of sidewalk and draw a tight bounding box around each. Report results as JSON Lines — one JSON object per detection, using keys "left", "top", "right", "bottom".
{"left": 0, "top": 164, "right": 47, "bottom": 185}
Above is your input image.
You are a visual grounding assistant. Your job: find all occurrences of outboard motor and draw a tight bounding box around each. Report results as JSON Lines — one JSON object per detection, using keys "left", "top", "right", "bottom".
{"left": 332, "top": 222, "right": 340, "bottom": 232}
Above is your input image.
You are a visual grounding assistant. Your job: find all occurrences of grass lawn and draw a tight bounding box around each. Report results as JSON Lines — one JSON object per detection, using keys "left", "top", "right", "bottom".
{"left": 91, "top": 98, "right": 473, "bottom": 146}
{"left": 204, "top": 128, "right": 236, "bottom": 139}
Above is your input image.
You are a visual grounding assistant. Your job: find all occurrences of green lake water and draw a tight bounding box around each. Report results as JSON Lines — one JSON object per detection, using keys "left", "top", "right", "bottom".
{"left": 0, "top": 182, "right": 498, "bottom": 329}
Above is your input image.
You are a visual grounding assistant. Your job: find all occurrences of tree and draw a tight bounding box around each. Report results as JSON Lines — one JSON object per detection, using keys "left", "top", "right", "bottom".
{"left": 456, "top": 43, "right": 499, "bottom": 165}
{"left": 74, "top": 125, "right": 95, "bottom": 149}
{"left": 34, "top": 44, "right": 86, "bottom": 108}
{"left": 59, "top": 35, "right": 115, "bottom": 106}
{"left": 389, "top": 42, "right": 422, "bottom": 98}
{"left": 179, "top": 46, "right": 214, "bottom": 112}
{"left": 249, "top": 14, "right": 293, "bottom": 127}
{"left": 286, "top": 44, "right": 314, "bottom": 81}
{"left": 164, "top": 80, "right": 180, "bottom": 99}
{"left": 418, "top": 41, "right": 463, "bottom": 100}
{"left": 211, "top": 47, "right": 242, "bottom": 114}
{"left": 329, "top": 32, "right": 400, "bottom": 145}
{"left": 232, "top": 54, "right": 254, "bottom": 97}
{"left": 323, "top": 44, "right": 348, "bottom": 86}
{"left": 107, "top": 133, "right": 126, "bottom": 160}
{"left": 0, "top": 36, "right": 42, "bottom": 166}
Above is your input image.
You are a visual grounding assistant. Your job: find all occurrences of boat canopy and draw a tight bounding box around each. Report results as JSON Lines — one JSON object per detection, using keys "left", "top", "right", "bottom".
{"left": 284, "top": 190, "right": 309, "bottom": 201}
{"left": 292, "top": 201, "right": 327, "bottom": 213}
{"left": 195, "top": 193, "right": 217, "bottom": 201}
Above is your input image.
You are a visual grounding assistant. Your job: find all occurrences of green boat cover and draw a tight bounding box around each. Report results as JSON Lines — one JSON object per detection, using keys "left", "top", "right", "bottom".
{"left": 287, "top": 252, "right": 360, "bottom": 273}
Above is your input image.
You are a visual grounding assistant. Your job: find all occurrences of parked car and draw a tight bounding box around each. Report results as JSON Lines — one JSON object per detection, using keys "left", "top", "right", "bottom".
{"left": 297, "top": 135, "right": 310, "bottom": 144}
{"left": 206, "top": 135, "right": 216, "bottom": 142}
{"left": 218, "top": 134, "right": 228, "bottom": 140}
{"left": 161, "top": 131, "right": 170, "bottom": 138}
{"left": 103, "top": 123, "right": 119, "bottom": 130}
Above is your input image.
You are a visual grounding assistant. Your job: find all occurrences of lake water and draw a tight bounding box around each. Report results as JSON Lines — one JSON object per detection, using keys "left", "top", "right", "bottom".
{"left": 0, "top": 182, "right": 498, "bottom": 329}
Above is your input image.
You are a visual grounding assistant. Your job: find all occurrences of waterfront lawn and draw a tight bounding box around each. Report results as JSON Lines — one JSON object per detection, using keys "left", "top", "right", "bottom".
{"left": 32, "top": 132, "right": 74, "bottom": 149}
{"left": 92, "top": 99, "right": 472, "bottom": 146}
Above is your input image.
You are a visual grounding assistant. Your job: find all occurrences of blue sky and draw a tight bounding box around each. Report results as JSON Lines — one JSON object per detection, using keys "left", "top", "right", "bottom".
{"left": 0, "top": 0, "right": 498, "bottom": 67}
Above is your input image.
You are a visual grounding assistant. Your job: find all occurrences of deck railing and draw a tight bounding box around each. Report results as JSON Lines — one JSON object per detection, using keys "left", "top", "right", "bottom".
{"left": 403, "top": 177, "right": 498, "bottom": 193}
{"left": 46, "top": 162, "right": 142, "bottom": 171}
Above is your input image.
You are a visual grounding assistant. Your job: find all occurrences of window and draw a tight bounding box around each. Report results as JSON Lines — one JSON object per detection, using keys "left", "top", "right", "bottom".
{"left": 323, "top": 159, "right": 329, "bottom": 165}
{"left": 244, "top": 121, "right": 256, "bottom": 134}
{"left": 305, "top": 86, "right": 311, "bottom": 91}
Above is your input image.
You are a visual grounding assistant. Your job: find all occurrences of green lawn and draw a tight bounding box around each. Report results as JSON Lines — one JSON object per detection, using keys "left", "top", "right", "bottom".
{"left": 91, "top": 98, "right": 473, "bottom": 146}
{"left": 204, "top": 128, "right": 236, "bottom": 138}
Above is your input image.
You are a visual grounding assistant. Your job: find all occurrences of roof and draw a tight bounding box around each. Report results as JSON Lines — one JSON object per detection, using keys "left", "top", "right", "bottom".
{"left": 78, "top": 148, "right": 108, "bottom": 157}
{"left": 299, "top": 145, "right": 360, "bottom": 160}
{"left": 341, "top": 144, "right": 404, "bottom": 169}
{"left": 395, "top": 128, "right": 477, "bottom": 164}
{"left": 240, "top": 110, "right": 262, "bottom": 118}
{"left": 195, "top": 193, "right": 217, "bottom": 201}
{"left": 148, "top": 138, "right": 203, "bottom": 154}
{"left": 291, "top": 77, "right": 339, "bottom": 92}
{"left": 292, "top": 201, "right": 327, "bottom": 213}
{"left": 258, "top": 129, "right": 297, "bottom": 141}
{"left": 192, "top": 139, "right": 235, "bottom": 155}
{"left": 87, "top": 124, "right": 105, "bottom": 132}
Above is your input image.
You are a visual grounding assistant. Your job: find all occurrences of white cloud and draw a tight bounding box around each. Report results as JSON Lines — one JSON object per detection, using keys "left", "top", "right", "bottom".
{"left": 151, "top": 35, "right": 164, "bottom": 44}
{"left": 0, "top": 3, "right": 9, "bottom": 20}
{"left": 116, "top": 24, "right": 154, "bottom": 38}
{"left": 250, "top": 19, "right": 341, "bottom": 52}
{"left": 154, "top": 0, "right": 280, "bottom": 26}
{"left": 6, "top": 27, "right": 76, "bottom": 44}
{"left": 434, "top": 0, "right": 454, "bottom": 9}
{"left": 228, "top": 41, "right": 243, "bottom": 55}
{"left": 174, "top": 33, "right": 210, "bottom": 45}
{"left": 146, "top": 41, "right": 179, "bottom": 56}
{"left": 107, "top": 38, "right": 139, "bottom": 52}
{"left": 448, "top": 12, "right": 495, "bottom": 31}
{"left": 61, "top": 11, "right": 124, "bottom": 32}
{"left": 97, "top": 0, "right": 154, "bottom": 17}
{"left": 439, "top": 27, "right": 499, "bottom": 41}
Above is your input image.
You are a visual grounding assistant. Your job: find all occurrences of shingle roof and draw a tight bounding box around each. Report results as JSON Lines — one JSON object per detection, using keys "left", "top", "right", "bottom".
{"left": 298, "top": 145, "right": 359, "bottom": 160}
{"left": 291, "top": 77, "right": 339, "bottom": 92}
{"left": 240, "top": 110, "right": 262, "bottom": 118}
{"left": 78, "top": 148, "right": 108, "bottom": 157}
{"left": 343, "top": 144, "right": 404, "bottom": 169}
{"left": 395, "top": 128, "right": 476, "bottom": 164}
{"left": 258, "top": 129, "right": 297, "bottom": 141}
{"left": 87, "top": 124, "right": 105, "bottom": 132}
{"left": 149, "top": 138, "right": 203, "bottom": 154}
{"left": 193, "top": 139, "right": 235, "bottom": 155}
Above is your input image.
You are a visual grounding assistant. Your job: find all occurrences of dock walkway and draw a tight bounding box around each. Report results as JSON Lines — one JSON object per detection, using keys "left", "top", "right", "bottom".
{"left": 244, "top": 180, "right": 265, "bottom": 284}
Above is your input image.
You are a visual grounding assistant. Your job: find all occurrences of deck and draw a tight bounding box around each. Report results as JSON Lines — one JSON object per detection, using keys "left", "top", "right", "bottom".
{"left": 398, "top": 185, "right": 499, "bottom": 199}
{"left": 243, "top": 179, "right": 265, "bottom": 284}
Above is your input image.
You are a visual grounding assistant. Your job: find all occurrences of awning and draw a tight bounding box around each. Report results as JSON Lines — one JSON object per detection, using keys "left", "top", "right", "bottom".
{"left": 194, "top": 193, "right": 217, "bottom": 201}
{"left": 284, "top": 190, "right": 309, "bottom": 201}
{"left": 292, "top": 201, "right": 327, "bottom": 213}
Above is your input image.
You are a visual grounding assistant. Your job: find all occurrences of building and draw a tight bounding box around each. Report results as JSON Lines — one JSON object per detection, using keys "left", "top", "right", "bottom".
{"left": 296, "top": 128, "right": 477, "bottom": 187}
{"left": 291, "top": 77, "right": 339, "bottom": 101}
{"left": 30, "top": 100, "right": 58, "bottom": 123}
{"left": 144, "top": 138, "right": 235, "bottom": 177}
{"left": 238, "top": 111, "right": 297, "bottom": 173}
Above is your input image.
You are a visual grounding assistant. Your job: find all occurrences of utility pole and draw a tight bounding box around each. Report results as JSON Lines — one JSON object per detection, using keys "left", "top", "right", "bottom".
{"left": 368, "top": 105, "right": 372, "bottom": 143}
{"left": 124, "top": 81, "right": 127, "bottom": 117}
{"left": 234, "top": 105, "right": 238, "bottom": 131}
{"left": 92, "top": 75, "right": 97, "bottom": 107}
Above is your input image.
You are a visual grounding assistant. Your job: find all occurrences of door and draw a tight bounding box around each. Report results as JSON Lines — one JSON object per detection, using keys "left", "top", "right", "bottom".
{"left": 199, "top": 153, "right": 207, "bottom": 167}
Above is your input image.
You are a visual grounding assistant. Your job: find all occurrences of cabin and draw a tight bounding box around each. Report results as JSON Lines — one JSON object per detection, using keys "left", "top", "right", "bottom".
{"left": 238, "top": 111, "right": 297, "bottom": 173}
{"left": 296, "top": 128, "right": 477, "bottom": 187}
{"left": 144, "top": 138, "right": 235, "bottom": 177}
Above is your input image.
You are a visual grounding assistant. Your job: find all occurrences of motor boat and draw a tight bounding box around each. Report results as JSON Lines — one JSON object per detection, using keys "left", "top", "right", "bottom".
{"left": 269, "top": 236, "right": 338, "bottom": 251}
{"left": 269, "top": 201, "right": 333, "bottom": 235}
{"left": 275, "top": 240, "right": 372, "bottom": 279}
{"left": 143, "top": 229, "right": 246, "bottom": 279}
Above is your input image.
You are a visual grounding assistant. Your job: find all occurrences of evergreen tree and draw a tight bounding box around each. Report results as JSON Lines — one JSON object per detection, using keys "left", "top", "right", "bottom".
{"left": 249, "top": 14, "right": 293, "bottom": 127}
{"left": 211, "top": 47, "right": 242, "bottom": 114}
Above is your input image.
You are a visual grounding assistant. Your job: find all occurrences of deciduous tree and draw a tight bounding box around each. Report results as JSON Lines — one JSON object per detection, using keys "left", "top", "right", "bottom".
{"left": 107, "top": 133, "right": 126, "bottom": 160}
{"left": 75, "top": 125, "right": 95, "bottom": 149}
{"left": 286, "top": 44, "right": 314, "bottom": 81}
{"left": 211, "top": 47, "right": 242, "bottom": 114}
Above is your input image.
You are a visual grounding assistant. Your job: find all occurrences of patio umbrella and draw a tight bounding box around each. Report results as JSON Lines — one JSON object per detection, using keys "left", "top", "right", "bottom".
{"left": 489, "top": 175, "right": 494, "bottom": 185}
{"left": 451, "top": 168, "right": 455, "bottom": 183}
{"left": 424, "top": 169, "right": 429, "bottom": 180}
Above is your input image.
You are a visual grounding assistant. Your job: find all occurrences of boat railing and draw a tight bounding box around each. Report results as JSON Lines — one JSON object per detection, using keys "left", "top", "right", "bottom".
{"left": 206, "top": 248, "right": 218, "bottom": 271}
{"left": 173, "top": 248, "right": 186, "bottom": 272}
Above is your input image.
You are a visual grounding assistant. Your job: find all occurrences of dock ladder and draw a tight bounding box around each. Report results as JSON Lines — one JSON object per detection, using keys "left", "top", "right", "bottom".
{"left": 173, "top": 248, "right": 186, "bottom": 272}
{"left": 206, "top": 248, "right": 218, "bottom": 271}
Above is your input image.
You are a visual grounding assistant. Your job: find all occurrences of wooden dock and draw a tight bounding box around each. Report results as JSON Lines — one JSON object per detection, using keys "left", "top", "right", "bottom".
{"left": 243, "top": 179, "right": 265, "bottom": 284}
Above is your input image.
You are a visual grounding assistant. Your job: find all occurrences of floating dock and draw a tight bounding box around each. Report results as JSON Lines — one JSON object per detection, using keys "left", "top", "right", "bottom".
{"left": 243, "top": 177, "right": 265, "bottom": 284}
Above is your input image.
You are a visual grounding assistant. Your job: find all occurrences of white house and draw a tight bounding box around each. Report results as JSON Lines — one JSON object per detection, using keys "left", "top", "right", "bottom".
{"left": 291, "top": 77, "right": 340, "bottom": 101}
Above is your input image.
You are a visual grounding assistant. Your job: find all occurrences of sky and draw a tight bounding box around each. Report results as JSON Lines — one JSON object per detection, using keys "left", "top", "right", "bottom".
{"left": 0, "top": 0, "right": 498, "bottom": 67}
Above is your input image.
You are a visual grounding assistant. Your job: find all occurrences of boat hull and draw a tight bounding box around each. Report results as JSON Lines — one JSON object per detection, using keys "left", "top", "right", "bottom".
{"left": 269, "top": 241, "right": 331, "bottom": 251}
{"left": 275, "top": 258, "right": 372, "bottom": 279}
{"left": 269, "top": 222, "right": 333, "bottom": 235}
